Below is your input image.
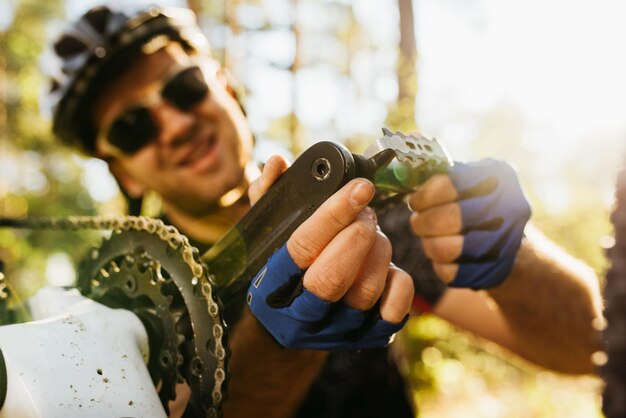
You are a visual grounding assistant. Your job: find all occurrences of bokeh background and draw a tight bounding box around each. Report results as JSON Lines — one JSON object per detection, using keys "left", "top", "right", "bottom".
{"left": 2, "top": 0, "right": 624, "bottom": 416}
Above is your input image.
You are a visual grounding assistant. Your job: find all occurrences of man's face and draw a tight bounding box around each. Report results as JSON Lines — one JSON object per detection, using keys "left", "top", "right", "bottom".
{"left": 93, "top": 43, "right": 254, "bottom": 216}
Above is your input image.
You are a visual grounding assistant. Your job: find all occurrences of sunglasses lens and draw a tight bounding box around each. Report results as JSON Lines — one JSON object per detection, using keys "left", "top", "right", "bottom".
{"left": 107, "top": 106, "right": 158, "bottom": 154}
{"left": 104, "top": 66, "right": 208, "bottom": 154}
{"left": 162, "top": 66, "right": 209, "bottom": 111}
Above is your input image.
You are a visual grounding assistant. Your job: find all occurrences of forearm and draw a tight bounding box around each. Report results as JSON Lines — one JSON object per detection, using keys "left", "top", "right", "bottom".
{"left": 222, "top": 308, "right": 328, "bottom": 418}
{"left": 486, "top": 227, "right": 603, "bottom": 374}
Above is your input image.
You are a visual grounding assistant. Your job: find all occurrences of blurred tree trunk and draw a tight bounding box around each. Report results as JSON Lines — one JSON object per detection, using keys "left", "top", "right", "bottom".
{"left": 398, "top": 0, "right": 417, "bottom": 104}
{"left": 289, "top": 0, "right": 303, "bottom": 155}
{"left": 224, "top": 0, "right": 243, "bottom": 70}
{"left": 388, "top": 0, "right": 417, "bottom": 131}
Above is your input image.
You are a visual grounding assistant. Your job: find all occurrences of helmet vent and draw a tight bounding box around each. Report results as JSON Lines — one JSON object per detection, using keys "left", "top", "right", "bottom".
{"left": 84, "top": 6, "right": 112, "bottom": 35}
{"left": 54, "top": 35, "right": 87, "bottom": 58}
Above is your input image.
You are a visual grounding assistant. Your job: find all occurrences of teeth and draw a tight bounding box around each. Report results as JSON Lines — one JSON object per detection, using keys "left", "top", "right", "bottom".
{"left": 190, "top": 146, "right": 205, "bottom": 163}
{"left": 194, "top": 136, "right": 215, "bottom": 163}
{"left": 178, "top": 129, "right": 217, "bottom": 167}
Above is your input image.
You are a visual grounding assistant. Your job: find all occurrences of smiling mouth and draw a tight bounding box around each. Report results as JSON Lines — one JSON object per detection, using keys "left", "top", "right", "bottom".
{"left": 178, "top": 131, "right": 218, "bottom": 168}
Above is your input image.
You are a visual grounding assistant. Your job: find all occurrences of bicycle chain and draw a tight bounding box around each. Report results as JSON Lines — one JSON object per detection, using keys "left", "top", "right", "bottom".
{"left": 0, "top": 215, "right": 227, "bottom": 417}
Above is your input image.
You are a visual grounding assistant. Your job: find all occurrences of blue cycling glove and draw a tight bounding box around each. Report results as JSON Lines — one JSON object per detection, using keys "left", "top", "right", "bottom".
{"left": 448, "top": 158, "right": 531, "bottom": 289}
{"left": 247, "top": 244, "right": 408, "bottom": 350}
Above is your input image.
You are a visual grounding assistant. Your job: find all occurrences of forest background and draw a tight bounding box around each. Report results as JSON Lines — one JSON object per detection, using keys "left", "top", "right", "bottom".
{"left": 1, "top": 0, "right": 624, "bottom": 416}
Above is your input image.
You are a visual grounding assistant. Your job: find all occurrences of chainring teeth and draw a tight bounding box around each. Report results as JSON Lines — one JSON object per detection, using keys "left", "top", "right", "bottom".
{"left": 91, "top": 256, "right": 183, "bottom": 408}
{"left": 77, "top": 226, "right": 228, "bottom": 417}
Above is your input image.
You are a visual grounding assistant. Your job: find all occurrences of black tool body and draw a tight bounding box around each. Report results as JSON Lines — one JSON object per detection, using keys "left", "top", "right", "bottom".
{"left": 202, "top": 141, "right": 394, "bottom": 312}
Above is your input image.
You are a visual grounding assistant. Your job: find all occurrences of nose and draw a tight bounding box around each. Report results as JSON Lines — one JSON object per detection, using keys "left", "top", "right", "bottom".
{"left": 150, "top": 101, "right": 196, "bottom": 147}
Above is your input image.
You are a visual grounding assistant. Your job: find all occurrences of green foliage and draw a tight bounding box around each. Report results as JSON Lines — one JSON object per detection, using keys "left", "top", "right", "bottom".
{"left": 532, "top": 197, "right": 612, "bottom": 278}
{"left": 2, "top": 0, "right": 59, "bottom": 150}
{"left": 1, "top": 0, "right": 101, "bottom": 304}
{"left": 405, "top": 313, "right": 603, "bottom": 417}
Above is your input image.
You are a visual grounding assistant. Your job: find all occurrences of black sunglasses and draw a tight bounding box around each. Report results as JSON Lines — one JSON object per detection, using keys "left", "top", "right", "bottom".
{"left": 102, "top": 65, "right": 209, "bottom": 155}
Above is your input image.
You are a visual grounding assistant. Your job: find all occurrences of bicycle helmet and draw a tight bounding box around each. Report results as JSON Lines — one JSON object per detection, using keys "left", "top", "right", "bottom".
{"left": 45, "top": 5, "right": 210, "bottom": 155}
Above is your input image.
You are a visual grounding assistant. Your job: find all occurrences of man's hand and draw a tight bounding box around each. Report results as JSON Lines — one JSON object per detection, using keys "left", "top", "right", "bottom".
{"left": 246, "top": 156, "right": 414, "bottom": 349}
{"left": 408, "top": 158, "right": 531, "bottom": 289}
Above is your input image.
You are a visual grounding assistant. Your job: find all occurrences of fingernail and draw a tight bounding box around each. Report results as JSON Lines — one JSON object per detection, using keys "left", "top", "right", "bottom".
{"left": 362, "top": 206, "right": 377, "bottom": 221}
{"left": 349, "top": 181, "right": 374, "bottom": 207}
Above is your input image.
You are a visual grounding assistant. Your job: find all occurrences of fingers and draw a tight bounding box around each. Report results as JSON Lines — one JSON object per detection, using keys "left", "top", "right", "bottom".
{"left": 409, "top": 203, "right": 462, "bottom": 237}
{"left": 248, "top": 155, "right": 290, "bottom": 205}
{"left": 432, "top": 262, "right": 458, "bottom": 284}
{"left": 287, "top": 178, "right": 375, "bottom": 268}
{"left": 302, "top": 208, "right": 378, "bottom": 302}
{"left": 284, "top": 175, "right": 411, "bottom": 329}
{"left": 342, "top": 230, "right": 392, "bottom": 310}
{"left": 408, "top": 173, "right": 463, "bottom": 284}
{"left": 410, "top": 206, "right": 462, "bottom": 283}
{"left": 379, "top": 265, "right": 414, "bottom": 323}
{"left": 408, "top": 174, "right": 458, "bottom": 211}
{"left": 304, "top": 223, "right": 413, "bottom": 323}
{"left": 420, "top": 235, "right": 463, "bottom": 263}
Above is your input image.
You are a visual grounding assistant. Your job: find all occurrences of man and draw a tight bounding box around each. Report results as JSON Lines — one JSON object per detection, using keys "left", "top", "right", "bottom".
{"left": 44, "top": 4, "right": 603, "bottom": 417}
